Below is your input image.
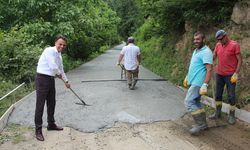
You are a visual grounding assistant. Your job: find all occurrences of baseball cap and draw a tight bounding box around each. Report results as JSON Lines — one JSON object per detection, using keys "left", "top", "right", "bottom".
{"left": 215, "top": 30, "right": 227, "bottom": 38}
{"left": 128, "top": 36, "right": 134, "bottom": 41}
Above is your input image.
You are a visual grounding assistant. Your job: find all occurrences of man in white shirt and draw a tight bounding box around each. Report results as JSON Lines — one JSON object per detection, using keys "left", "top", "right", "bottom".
{"left": 35, "top": 35, "right": 70, "bottom": 141}
{"left": 117, "top": 37, "right": 141, "bottom": 90}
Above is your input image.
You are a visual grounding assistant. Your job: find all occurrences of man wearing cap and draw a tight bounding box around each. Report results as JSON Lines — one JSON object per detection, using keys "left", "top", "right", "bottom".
{"left": 117, "top": 36, "right": 141, "bottom": 90}
{"left": 184, "top": 31, "right": 213, "bottom": 135}
{"left": 211, "top": 29, "right": 242, "bottom": 124}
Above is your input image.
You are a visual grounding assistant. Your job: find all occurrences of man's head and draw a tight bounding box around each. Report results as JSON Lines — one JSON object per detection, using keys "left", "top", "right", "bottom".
{"left": 215, "top": 29, "right": 228, "bottom": 45}
{"left": 55, "top": 35, "right": 67, "bottom": 52}
{"left": 127, "top": 36, "right": 135, "bottom": 43}
{"left": 193, "top": 31, "right": 205, "bottom": 49}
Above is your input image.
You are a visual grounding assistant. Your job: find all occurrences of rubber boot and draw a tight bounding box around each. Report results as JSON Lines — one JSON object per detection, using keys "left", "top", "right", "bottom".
{"left": 190, "top": 112, "right": 208, "bottom": 135}
{"left": 131, "top": 78, "right": 138, "bottom": 90}
{"left": 228, "top": 110, "right": 236, "bottom": 125}
{"left": 128, "top": 80, "right": 132, "bottom": 89}
{"left": 209, "top": 105, "right": 222, "bottom": 120}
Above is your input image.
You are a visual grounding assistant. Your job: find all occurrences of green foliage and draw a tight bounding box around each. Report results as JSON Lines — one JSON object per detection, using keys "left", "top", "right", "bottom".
{"left": 89, "top": 45, "right": 111, "bottom": 60}
{"left": 135, "top": 18, "right": 159, "bottom": 41}
{"left": 0, "top": 80, "right": 16, "bottom": 97}
{"left": 230, "top": 34, "right": 243, "bottom": 41}
{"left": 244, "top": 96, "right": 250, "bottom": 103}
{"left": 0, "top": 0, "right": 120, "bottom": 80}
{"left": 241, "top": 50, "right": 250, "bottom": 58}
{"left": 0, "top": 0, "right": 120, "bottom": 116}
{"left": 0, "top": 29, "right": 42, "bottom": 83}
{"left": 0, "top": 0, "right": 120, "bottom": 59}
{"left": 62, "top": 54, "right": 84, "bottom": 73}
{"left": 105, "top": 0, "right": 143, "bottom": 39}
{"left": 136, "top": 35, "right": 185, "bottom": 85}
{"left": 149, "top": 0, "right": 185, "bottom": 34}
{"left": 132, "top": 0, "right": 238, "bottom": 87}
{"left": 182, "top": 0, "right": 237, "bottom": 28}
{"left": 0, "top": 81, "right": 33, "bottom": 117}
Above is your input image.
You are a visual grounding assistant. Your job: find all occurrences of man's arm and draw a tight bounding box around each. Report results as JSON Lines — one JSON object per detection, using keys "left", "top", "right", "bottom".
{"left": 117, "top": 54, "right": 124, "bottom": 64}
{"left": 137, "top": 54, "right": 141, "bottom": 65}
{"left": 204, "top": 64, "right": 212, "bottom": 84}
{"left": 213, "top": 49, "right": 217, "bottom": 61}
{"left": 59, "top": 56, "right": 70, "bottom": 88}
{"left": 199, "top": 63, "right": 212, "bottom": 95}
{"left": 235, "top": 53, "right": 242, "bottom": 73}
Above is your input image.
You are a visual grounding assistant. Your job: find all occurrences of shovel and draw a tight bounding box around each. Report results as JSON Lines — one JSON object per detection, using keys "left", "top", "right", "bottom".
{"left": 61, "top": 78, "right": 91, "bottom": 106}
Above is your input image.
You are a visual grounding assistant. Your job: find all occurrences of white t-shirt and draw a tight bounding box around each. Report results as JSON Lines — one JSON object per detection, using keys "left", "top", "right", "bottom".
{"left": 37, "top": 46, "right": 68, "bottom": 81}
{"left": 120, "top": 43, "right": 140, "bottom": 70}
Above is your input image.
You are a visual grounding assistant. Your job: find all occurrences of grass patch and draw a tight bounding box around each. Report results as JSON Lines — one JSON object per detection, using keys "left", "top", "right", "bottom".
{"left": 243, "top": 95, "right": 250, "bottom": 104}
{"left": 241, "top": 50, "right": 250, "bottom": 58}
{"left": 204, "top": 105, "right": 227, "bottom": 118}
{"left": 0, "top": 83, "right": 33, "bottom": 117}
{"left": 0, "top": 124, "right": 32, "bottom": 144}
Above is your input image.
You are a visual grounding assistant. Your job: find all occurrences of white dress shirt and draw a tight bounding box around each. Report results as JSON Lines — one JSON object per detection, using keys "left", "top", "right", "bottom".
{"left": 37, "top": 46, "right": 68, "bottom": 81}
{"left": 120, "top": 43, "right": 140, "bottom": 70}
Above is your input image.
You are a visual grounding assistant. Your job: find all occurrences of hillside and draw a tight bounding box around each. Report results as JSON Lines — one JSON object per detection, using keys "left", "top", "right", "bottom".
{"left": 176, "top": 1, "right": 250, "bottom": 108}
{"left": 123, "top": 0, "right": 250, "bottom": 108}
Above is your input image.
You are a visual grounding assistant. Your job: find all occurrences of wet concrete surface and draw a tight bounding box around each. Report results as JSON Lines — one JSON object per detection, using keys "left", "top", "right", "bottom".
{"left": 8, "top": 43, "right": 187, "bottom": 132}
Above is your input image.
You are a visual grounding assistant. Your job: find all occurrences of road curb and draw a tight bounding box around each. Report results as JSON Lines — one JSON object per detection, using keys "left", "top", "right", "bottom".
{"left": 178, "top": 86, "right": 250, "bottom": 124}
{"left": 0, "top": 91, "right": 35, "bottom": 132}
{"left": 201, "top": 96, "right": 250, "bottom": 124}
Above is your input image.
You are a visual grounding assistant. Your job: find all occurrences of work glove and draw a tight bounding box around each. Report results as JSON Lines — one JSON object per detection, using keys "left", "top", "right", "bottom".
{"left": 199, "top": 83, "right": 208, "bottom": 95}
{"left": 183, "top": 76, "right": 188, "bottom": 88}
{"left": 230, "top": 73, "right": 238, "bottom": 84}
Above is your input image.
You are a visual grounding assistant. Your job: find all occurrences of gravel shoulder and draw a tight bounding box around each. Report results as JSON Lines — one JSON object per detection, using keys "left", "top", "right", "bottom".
{"left": 1, "top": 115, "right": 250, "bottom": 150}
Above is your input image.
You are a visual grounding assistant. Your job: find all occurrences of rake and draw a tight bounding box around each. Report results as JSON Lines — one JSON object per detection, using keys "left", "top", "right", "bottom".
{"left": 61, "top": 78, "right": 91, "bottom": 106}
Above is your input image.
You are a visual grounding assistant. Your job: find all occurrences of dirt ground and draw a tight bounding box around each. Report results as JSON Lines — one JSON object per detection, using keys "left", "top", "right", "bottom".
{"left": 1, "top": 114, "right": 250, "bottom": 150}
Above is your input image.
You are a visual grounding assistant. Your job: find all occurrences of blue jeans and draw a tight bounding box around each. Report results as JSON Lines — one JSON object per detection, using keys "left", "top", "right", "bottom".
{"left": 184, "top": 85, "right": 203, "bottom": 112}
{"left": 215, "top": 74, "right": 236, "bottom": 105}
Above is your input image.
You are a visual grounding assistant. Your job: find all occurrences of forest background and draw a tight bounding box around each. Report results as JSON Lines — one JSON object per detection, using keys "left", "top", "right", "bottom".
{"left": 0, "top": 0, "right": 249, "bottom": 116}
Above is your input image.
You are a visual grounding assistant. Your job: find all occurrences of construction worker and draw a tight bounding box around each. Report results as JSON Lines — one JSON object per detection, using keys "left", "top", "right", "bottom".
{"left": 117, "top": 36, "right": 141, "bottom": 90}
{"left": 184, "top": 31, "right": 213, "bottom": 135}
{"left": 210, "top": 30, "right": 242, "bottom": 124}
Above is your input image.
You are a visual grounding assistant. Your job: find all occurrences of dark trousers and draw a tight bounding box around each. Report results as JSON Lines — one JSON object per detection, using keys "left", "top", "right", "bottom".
{"left": 215, "top": 73, "right": 236, "bottom": 105}
{"left": 35, "top": 73, "right": 56, "bottom": 129}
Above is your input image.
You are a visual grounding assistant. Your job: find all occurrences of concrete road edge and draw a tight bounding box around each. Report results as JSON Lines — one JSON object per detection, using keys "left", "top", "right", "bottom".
{"left": 0, "top": 91, "right": 35, "bottom": 132}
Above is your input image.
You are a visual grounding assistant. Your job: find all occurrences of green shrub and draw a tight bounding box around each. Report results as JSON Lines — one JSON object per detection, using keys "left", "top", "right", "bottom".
{"left": 135, "top": 35, "right": 185, "bottom": 85}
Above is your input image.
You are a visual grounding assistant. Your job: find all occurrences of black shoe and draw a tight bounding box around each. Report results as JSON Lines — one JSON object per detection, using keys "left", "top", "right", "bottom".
{"left": 47, "top": 124, "right": 63, "bottom": 131}
{"left": 35, "top": 129, "right": 44, "bottom": 141}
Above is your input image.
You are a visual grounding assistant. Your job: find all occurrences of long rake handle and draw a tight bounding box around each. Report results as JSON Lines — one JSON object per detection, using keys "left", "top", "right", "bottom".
{"left": 68, "top": 87, "right": 87, "bottom": 105}
{"left": 60, "top": 78, "right": 90, "bottom": 106}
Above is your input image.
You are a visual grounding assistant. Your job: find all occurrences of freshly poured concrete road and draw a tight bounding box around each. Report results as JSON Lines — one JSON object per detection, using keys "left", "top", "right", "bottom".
{"left": 8, "top": 43, "right": 187, "bottom": 132}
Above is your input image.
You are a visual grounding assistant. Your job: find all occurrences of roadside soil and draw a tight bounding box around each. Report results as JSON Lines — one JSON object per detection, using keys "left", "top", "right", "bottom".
{"left": 1, "top": 114, "right": 250, "bottom": 150}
